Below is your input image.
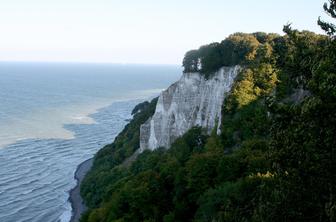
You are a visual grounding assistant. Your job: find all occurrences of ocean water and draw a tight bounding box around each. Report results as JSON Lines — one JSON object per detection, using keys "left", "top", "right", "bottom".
{"left": 0, "top": 62, "right": 181, "bottom": 222}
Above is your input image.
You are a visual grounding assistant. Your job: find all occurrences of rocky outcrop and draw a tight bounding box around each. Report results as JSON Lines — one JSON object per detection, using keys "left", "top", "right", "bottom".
{"left": 140, "top": 66, "right": 240, "bottom": 150}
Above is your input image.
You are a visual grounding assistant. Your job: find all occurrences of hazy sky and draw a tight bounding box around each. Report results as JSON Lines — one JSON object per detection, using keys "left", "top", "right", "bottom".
{"left": 0, "top": 0, "right": 328, "bottom": 64}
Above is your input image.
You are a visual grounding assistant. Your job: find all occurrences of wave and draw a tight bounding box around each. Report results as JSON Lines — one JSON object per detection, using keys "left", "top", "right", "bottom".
{"left": 0, "top": 99, "right": 142, "bottom": 222}
{"left": 0, "top": 63, "right": 181, "bottom": 222}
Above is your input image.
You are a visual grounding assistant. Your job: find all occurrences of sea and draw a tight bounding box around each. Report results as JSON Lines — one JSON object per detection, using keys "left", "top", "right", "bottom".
{"left": 0, "top": 62, "right": 181, "bottom": 222}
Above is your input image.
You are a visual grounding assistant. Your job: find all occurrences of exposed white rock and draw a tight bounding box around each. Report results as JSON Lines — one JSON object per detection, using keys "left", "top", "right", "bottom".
{"left": 140, "top": 66, "right": 240, "bottom": 151}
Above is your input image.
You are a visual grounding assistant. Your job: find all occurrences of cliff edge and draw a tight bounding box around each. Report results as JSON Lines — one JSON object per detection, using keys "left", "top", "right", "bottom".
{"left": 140, "top": 66, "right": 240, "bottom": 150}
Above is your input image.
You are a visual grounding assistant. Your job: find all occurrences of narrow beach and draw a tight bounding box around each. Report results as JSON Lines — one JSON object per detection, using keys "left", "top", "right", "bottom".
{"left": 69, "top": 158, "right": 93, "bottom": 222}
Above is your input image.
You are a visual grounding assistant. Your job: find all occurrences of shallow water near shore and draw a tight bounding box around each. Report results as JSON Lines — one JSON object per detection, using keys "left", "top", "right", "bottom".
{"left": 0, "top": 101, "right": 138, "bottom": 222}
{"left": 69, "top": 158, "right": 93, "bottom": 222}
{"left": 0, "top": 62, "right": 181, "bottom": 222}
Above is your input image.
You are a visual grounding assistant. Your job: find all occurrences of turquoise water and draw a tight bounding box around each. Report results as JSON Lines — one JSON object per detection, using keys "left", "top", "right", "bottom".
{"left": 0, "top": 62, "right": 181, "bottom": 222}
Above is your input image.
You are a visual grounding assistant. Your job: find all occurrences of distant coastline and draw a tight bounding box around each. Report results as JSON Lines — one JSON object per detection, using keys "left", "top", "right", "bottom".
{"left": 69, "top": 158, "right": 93, "bottom": 222}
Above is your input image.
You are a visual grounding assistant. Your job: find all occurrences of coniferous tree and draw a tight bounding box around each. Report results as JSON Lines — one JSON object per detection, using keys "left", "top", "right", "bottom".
{"left": 318, "top": 0, "right": 336, "bottom": 37}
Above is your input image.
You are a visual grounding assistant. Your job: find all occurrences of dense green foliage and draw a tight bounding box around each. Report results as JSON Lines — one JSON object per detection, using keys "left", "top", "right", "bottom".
{"left": 182, "top": 32, "right": 280, "bottom": 78}
{"left": 80, "top": 3, "right": 335, "bottom": 221}
{"left": 80, "top": 126, "right": 271, "bottom": 222}
{"left": 80, "top": 97, "right": 158, "bottom": 207}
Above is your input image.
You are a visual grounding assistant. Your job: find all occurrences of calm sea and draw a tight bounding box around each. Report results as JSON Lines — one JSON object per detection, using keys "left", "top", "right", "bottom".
{"left": 0, "top": 62, "right": 181, "bottom": 222}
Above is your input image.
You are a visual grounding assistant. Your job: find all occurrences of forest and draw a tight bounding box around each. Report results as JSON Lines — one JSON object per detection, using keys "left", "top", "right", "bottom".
{"left": 80, "top": 1, "right": 336, "bottom": 221}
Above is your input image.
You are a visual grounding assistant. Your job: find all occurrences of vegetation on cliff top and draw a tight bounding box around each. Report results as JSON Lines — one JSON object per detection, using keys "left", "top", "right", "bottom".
{"left": 80, "top": 1, "right": 336, "bottom": 221}
{"left": 182, "top": 32, "right": 279, "bottom": 78}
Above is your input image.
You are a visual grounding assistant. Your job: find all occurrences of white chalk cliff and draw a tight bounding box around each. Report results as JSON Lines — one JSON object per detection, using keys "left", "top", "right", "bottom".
{"left": 140, "top": 66, "right": 240, "bottom": 151}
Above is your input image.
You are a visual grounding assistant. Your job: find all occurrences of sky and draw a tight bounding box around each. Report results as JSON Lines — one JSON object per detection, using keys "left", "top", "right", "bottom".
{"left": 0, "top": 0, "right": 329, "bottom": 65}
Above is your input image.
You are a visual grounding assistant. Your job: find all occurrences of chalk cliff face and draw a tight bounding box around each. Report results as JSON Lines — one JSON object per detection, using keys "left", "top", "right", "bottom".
{"left": 140, "top": 66, "right": 240, "bottom": 151}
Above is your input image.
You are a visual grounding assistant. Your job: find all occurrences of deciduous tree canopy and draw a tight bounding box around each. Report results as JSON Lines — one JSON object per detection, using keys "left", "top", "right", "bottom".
{"left": 80, "top": 2, "right": 335, "bottom": 221}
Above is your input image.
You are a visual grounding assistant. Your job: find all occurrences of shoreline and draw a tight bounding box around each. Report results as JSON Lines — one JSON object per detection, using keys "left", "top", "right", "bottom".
{"left": 69, "top": 158, "right": 93, "bottom": 222}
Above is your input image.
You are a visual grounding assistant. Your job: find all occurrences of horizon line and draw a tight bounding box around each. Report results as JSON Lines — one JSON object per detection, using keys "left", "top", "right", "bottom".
{"left": 0, "top": 60, "right": 181, "bottom": 66}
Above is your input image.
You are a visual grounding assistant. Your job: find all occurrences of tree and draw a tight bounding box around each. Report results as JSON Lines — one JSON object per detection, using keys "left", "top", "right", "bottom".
{"left": 318, "top": 0, "right": 336, "bottom": 37}
{"left": 182, "top": 50, "right": 200, "bottom": 72}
